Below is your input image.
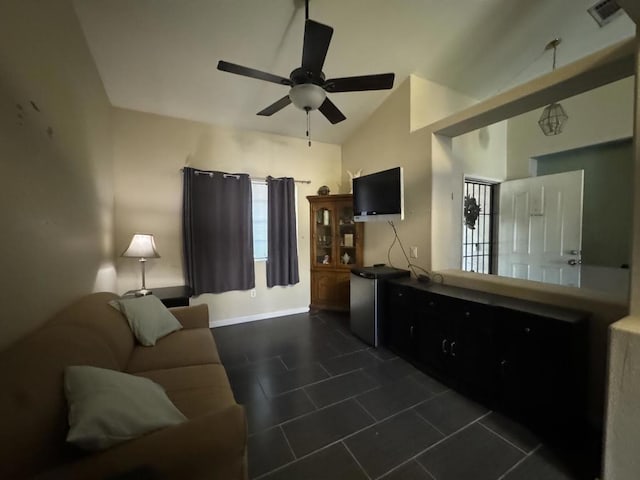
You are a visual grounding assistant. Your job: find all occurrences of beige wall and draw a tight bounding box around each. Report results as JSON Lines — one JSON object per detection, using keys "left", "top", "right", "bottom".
{"left": 454, "top": 122, "right": 508, "bottom": 182}
{"left": 112, "top": 108, "right": 341, "bottom": 325}
{"left": 507, "top": 77, "right": 634, "bottom": 180}
{"left": 342, "top": 75, "right": 474, "bottom": 272}
{"left": 410, "top": 75, "right": 475, "bottom": 132}
{"left": 0, "top": 0, "right": 114, "bottom": 350}
{"left": 604, "top": 33, "right": 640, "bottom": 480}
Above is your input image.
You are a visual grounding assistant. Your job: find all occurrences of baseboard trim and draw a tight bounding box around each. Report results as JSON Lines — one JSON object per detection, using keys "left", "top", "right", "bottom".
{"left": 209, "top": 307, "right": 309, "bottom": 328}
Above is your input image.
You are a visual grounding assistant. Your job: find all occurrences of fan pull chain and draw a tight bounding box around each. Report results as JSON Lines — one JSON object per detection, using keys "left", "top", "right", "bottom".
{"left": 306, "top": 109, "right": 311, "bottom": 147}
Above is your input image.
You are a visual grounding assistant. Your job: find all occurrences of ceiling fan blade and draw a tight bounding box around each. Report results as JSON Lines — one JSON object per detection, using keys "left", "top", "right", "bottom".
{"left": 318, "top": 97, "right": 346, "bottom": 124}
{"left": 257, "top": 95, "right": 292, "bottom": 116}
{"left": 302, "top": 19, "right": 333, "bottom": 73}
{"left": 217, "top": 60, "right": 292, "bottom": 86}
{"left": 324, "top": 73, "right": 395, "bottom": 93}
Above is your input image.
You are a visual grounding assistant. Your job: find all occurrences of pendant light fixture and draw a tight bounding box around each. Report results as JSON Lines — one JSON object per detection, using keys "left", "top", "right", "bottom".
{"left": 538, "top": 39, "right": 568, "bottom": 136}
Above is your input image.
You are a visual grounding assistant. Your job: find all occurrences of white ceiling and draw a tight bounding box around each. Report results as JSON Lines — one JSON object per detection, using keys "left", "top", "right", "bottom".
{"left": 73, "top": 0, "right": 634, "bottom": 145}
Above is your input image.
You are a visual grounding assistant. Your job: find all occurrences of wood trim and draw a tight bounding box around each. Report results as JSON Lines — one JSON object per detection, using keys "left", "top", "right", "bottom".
{"left": 428, "top": 38, "right": 636, "bottom": 138}
{"left": 306, "top": 194, "right": 354, "bottom": 201}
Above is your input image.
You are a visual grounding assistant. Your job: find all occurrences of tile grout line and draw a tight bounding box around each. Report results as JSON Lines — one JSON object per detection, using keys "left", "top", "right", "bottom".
{"left": 342, "top": 441, "right": 372, "bottom": 480}
{"left": 412, "top": 407, "right": 447, "bottom": 437}
{"left": 301, "top": 387, "right": 320, "bottom": 410}
{"left": 276, "top": 355, "right": 290, "bottom": 371}
{"left": 252, "top": 436, "right": 354, "bottom": 479}
{"left": 381, "top": 410, "right": 496, "bottom": 476}
{"left": 352, "top": 397, "right": 378, "bottom": 423}
{"left": 374, "top": 458, "right": 438, "bottom": 480}
{"left": 477, "top": 420, "right": 541, "bottom": 456}
{"left": 251, "top": 398, "right": 434, "bottom": 477}
{"left": 258, "top": 384, "right": 383, "bottom": 434}
{"left": 316, "top": 361, "right": 332, "bottom": 377}
{"left": 496, "top": 444, "right": 542, "bottom": 480}
{"left": 417, "top": 461, "right": 438, "bottom": 480}
{"left": 266, "top": 367, "right": 380, "bottom": 401}
{"left": 249, "top": 376, "right": 443, "bottom": 437}
{"left": 278, "top": 424, "right": 298, "bottom": 460}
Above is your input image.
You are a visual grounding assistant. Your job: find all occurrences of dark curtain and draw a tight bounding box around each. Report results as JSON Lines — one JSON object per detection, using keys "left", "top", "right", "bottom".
{"left": 266, "top": 176, "right": 300, "bottom": 287}
{"left": 183, "top": 167, "right": 255, "bottom": 294}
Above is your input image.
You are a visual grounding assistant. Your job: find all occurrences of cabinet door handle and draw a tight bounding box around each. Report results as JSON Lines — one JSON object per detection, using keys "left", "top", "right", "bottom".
{"left": 450, "top": 341, "right": 456, "bottom": 357}
{"left": 441, "top": 339, "right": 448, "bottom": 354}
{"left": 499, "top": 359, "right": 508, "bottom": 374}
{"left": 409, "top": 325, "right": 414, "bottom": 337}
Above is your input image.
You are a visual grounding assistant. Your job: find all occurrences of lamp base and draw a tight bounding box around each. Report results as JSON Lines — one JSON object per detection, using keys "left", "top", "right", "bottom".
{"left": 134, "top": 289, "right": 153, "bottom": 297}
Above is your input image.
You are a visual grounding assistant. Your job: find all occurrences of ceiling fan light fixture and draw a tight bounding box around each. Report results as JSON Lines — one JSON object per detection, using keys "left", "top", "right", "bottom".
{"left": 289, "top": 83, "right": 326, "bottom": 111}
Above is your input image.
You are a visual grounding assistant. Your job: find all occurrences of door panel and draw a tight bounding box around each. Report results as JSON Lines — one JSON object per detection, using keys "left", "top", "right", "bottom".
{"left": 499, "top": 170, "right": 584, "bottom": 287}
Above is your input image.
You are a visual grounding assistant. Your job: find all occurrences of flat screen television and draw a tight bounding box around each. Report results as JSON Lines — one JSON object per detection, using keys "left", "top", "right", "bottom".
{"left": 353, "top": 167, "right": 404, "bottom": 222}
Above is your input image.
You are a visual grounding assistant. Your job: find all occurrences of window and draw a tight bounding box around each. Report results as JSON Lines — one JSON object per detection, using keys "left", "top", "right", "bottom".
{"left": 462, "top": 179, "right": 495, "bottom": 274}
{"left": 252, "top": 181, "right": 268, "bottom": 260}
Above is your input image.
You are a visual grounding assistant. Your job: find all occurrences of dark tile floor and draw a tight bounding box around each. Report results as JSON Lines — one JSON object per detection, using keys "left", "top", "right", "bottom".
{"left": 213, "top": 310, "right": 596, "bottom": 480}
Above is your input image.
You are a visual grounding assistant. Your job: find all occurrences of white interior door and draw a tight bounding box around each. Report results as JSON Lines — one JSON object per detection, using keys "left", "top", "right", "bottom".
{"left": 498, "top": 170, "right": 584, "bottom": 287}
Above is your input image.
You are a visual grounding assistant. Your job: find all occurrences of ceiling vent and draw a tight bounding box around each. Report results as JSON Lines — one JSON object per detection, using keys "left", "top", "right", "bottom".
{"left": 588, "top": 0, "right": 623, "bottom": 27}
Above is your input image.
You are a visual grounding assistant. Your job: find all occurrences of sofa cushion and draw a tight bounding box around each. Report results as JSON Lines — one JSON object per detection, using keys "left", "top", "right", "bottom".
{"left": 136, "top": 364, "right": 236, "bottom": 419}
{"left": 51, "top": 292, "right": 135, "bottom": 370}
{"left": 109, "top": 295, "right": 183, "bottom": 346}
{"left": 65, "top": 366, "right": 187, "bottom": 451}
{"left": 126, "top": 328, "right": 221, "bottom": 373}
{"left": 0, "top": 323, "right": 124, "bottom": 479}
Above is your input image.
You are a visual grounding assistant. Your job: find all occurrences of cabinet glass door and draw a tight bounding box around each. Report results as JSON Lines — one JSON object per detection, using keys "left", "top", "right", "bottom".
{"left": 338, "top": 204, "right": 357, "bottom": 265}
{"left": 314, "top": 207, "right": 333, "bottom": 266}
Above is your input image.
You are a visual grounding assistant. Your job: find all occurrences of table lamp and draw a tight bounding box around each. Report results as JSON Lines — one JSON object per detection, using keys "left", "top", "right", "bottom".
{"left": 121, "top": 233, "right": 160, "bottom": 296}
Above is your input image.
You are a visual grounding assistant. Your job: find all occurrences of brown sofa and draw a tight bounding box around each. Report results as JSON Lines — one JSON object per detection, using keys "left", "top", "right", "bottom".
{"left": 0, "top": 292, "right": 247, "bottom": 480}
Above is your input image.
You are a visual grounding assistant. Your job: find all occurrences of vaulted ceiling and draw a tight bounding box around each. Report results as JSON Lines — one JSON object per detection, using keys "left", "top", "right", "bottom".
{"left": 73, "top": 0, "right": 635, "bottom": 144}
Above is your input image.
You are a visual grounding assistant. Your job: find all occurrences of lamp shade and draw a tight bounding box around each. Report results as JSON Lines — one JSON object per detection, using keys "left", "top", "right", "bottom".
{"left": 289, "top": 83, "right": 326, "bottom": 111}
{"left": 538, "top": 102, "right": 568, "bottom": 136}
{"left": 121, "top": 234, "right": 160, "bottom": 259}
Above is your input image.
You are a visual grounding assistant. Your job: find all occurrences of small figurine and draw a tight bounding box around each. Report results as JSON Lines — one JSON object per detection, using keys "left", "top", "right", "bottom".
{"left": 322, "top": 254, "right": 330, "bottom": 264}
{"left": 317, "top": 185, "right": 330, "bottom": 195}
{"left": 347, "top": 169, "right": 362, "bottom": 194}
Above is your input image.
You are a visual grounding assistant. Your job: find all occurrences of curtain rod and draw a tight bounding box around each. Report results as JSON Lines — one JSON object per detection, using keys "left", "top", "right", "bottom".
{"left": 180, "top": 168, "right": 311, "bottom": 184}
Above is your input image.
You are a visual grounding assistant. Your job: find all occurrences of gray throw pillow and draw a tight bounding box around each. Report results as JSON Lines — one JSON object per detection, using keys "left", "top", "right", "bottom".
{"left": 65, "top": 365, "right": 187, "bottom": 451}
{"left": 109, "top": 295, "right": 182, "bottom": 346}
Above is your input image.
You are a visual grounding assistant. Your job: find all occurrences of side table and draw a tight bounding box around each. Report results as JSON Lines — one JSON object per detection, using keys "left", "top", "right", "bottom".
{"left": 123, "top": 286, "right": 192, "bottom": 308}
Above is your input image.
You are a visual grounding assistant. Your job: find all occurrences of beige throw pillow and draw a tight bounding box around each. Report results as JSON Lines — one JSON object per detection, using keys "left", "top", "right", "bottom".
{"left": 109, "top": 295, "right": 182, "bottom": 346}
{"left": 65, "top": 365, "right": 187, "bottom": 451}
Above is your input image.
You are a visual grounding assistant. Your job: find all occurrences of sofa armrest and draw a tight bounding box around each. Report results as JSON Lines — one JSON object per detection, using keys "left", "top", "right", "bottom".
{"left": 34, "top": 404, "right": 247, "bottom": 480}
{"left": 169, "top": 304, "right": 209, "bottom": 329}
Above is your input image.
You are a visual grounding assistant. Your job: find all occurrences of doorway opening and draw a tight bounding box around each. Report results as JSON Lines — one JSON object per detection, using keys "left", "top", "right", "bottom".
{"left": 461, "top": 179, "right": 495, "bottom": 274}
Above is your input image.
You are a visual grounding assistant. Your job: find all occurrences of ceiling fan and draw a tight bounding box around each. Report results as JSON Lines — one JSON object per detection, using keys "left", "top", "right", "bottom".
{"left": 217, "top": 0, "right": 395, "bottom": 126}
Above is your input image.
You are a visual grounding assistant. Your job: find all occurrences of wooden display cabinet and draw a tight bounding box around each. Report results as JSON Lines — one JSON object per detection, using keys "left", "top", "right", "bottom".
{"left": 307, "top": 194, "right": 364, "bottom": 311}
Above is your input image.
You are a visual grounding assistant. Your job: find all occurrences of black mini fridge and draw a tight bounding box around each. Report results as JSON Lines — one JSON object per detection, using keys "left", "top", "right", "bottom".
{"left": 350, "top": 266, "right": 410, "bottom": 347}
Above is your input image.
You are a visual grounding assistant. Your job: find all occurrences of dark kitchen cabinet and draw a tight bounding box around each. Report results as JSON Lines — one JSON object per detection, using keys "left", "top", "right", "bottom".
{"left": 384, "top": 279, "right": 588, "bottom": 433}
{"left": 410, "top": 289, "right": 497, "bottom": 402}
{"left": 386, "top": 283, "right": 418, "bottom": 356}
{"left": 493, "top": 304, "right": 587, "bottom": 430}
